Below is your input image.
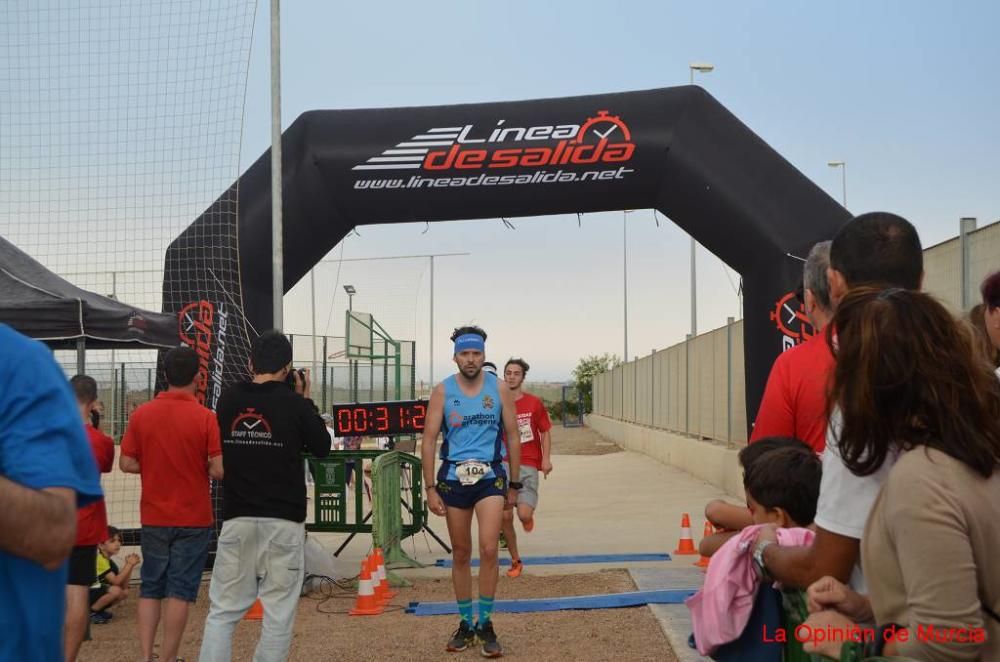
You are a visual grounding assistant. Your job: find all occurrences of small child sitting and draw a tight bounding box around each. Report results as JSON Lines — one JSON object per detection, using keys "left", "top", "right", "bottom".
{"left": 699, "top": 437, "right": 813, "bottom": 557}
{"left": 687, "top": 444, "right": 822, "bottom": 658}
{"left": 89, "top": 526, "right": 140, "bottom": 624}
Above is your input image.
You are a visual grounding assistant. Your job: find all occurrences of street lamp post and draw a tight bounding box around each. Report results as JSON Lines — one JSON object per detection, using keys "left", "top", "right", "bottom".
{"left": 688, "top": 63, "right": 714, "bottom": 336}
{"left": 623, "top": 211, "right": 630, "bottom": 361}
{"left": 344, "top": 284, "right": 355, "bottom": 312}
{"left": 344, "top": 285, "right": 356, "bottom": 400}
{"left": 828, "top": 161, "right": 847, "bottom": 208}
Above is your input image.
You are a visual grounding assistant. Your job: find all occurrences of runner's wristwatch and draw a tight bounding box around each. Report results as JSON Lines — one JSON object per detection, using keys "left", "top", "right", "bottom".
{"left": 509, "top": 481, "right": 523, "bottom": 490}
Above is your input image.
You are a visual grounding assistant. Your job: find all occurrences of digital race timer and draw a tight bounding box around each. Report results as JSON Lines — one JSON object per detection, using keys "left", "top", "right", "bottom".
{"left": 330, "top": 400, "right": 428, "bottom": 437}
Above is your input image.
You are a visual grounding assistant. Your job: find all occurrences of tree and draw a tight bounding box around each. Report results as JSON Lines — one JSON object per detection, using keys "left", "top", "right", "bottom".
{"left": 572, "top": 353, "right": 622, "bottom": 414}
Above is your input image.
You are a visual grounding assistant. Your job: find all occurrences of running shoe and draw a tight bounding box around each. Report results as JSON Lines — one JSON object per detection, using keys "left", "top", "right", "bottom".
{"left": 477, "top": 620, "right": 503, "bottom": 658}
{"left": 506, "top": 559, "right": 523, "bottom": 578}
{"left": 446, "top": 619, "right": 477, "bottom": 652}
{"left": 522, "top": 516, "right": 534, "bottom": 533}
{"left": 89, "top": 611, "right": 111, "bottom": 625}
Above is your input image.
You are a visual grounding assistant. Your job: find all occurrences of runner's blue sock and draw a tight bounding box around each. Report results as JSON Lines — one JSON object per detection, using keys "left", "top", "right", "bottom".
{"left": 478, "top": 595, "right": 495, "bottom": 624}
{"left": 457, "top": 599, "right": 474, "bottom": 626}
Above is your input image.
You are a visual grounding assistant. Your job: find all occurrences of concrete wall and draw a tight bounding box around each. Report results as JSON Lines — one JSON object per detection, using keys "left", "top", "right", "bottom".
{"left": 587, "top": 414, "right": 746, "bottom": 500}
{"left": 593, "top": 319, "right": 746, "bottom": 446}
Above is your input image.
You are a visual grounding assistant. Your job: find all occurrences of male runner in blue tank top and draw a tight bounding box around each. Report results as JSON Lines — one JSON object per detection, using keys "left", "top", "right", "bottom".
{"left": 421, "top": 325, "right": 520, "bottom": 658}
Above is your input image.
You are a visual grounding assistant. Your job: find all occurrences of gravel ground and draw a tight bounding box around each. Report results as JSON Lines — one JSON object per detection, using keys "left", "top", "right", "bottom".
{"left": 78, "top": 570, "right": 677, "bottom": 661}
{"left": 548, "top": 424, "right": 622, "bottom": 456}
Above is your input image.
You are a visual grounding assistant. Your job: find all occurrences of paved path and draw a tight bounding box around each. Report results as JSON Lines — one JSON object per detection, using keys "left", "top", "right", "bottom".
{"left": 311, "top": 447, "right": 726, "bottom": 658}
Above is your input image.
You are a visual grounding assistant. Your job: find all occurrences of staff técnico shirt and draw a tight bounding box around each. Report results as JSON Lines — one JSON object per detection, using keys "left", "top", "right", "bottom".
{"left": 215, "top": 380, "right": 330, "bottom": 522}
{"left": 440, "top": 373, "right": 504, "bottom": 480}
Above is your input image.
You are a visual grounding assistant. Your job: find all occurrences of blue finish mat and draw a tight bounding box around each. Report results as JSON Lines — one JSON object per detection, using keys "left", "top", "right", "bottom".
{"left": 433, "top": 553, "right": 671, "bottom": 568}
{"left": 406, "top": 589, "right": 697, "bottom": 615}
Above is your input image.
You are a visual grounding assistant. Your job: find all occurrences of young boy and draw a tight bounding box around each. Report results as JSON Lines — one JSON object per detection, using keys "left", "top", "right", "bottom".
{"left": 699, "top": 437, "right": 812, "bottom": 557}
{"left": 687, "top": 444, "right": 821, "bottom": 659}
{"left": 89, "top": 527, "right": 140, "bottom": 624}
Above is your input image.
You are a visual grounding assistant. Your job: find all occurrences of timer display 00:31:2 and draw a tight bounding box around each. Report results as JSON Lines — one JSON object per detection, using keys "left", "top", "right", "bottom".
{"left": 331, "top": 400, "right": 428, "bottom": 436}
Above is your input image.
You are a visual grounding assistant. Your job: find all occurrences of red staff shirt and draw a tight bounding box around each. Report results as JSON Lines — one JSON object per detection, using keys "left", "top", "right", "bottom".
{"left": 121, "top": 391, "right": 222, "bottom": 527}
{"left": 75, "top": 425, "right": 114, "bottom": 545}
{"left": 749, "top": 332, "right": 834, "bottom": 453}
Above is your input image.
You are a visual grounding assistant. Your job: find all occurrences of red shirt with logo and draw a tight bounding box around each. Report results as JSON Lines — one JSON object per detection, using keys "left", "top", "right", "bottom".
{"left": 503, "top": 393, "right": 552, "bottom": 469}
{"left": 749, "top": 332, "right": 834, "bottom": 453}
{"left": 75, "top": 425, "right": 115, "bottom": 545}
{"left": 121, "top": 391, "right": 222, "bottom": 527}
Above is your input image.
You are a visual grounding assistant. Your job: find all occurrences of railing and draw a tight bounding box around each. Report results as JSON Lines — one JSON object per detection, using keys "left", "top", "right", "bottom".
{"left": 305, "top": 450, "right": 426, "bottom": 558}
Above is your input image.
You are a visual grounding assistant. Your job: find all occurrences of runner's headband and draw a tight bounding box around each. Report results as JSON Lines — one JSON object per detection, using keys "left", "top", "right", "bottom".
{"left": 454, "top": 333, "right": 485, "bottom": 353}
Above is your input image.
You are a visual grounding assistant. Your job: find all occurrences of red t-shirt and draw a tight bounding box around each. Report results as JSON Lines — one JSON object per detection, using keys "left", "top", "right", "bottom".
{"left": 749, "top": 332, "right": 834, "bottom": 453}
{"left": 75, "top": 425, "right": 114, "bottom": 545}
{"left": 504, "top": 393, "right": 552, "bottom": 469}
{"left": 121, "top": 390, "right": 222, "bottom": 527}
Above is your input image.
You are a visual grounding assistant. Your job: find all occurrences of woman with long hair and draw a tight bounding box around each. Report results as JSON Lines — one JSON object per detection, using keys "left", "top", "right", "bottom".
{"left": 803, "top": 287, "right": 1000, "bottom": 660}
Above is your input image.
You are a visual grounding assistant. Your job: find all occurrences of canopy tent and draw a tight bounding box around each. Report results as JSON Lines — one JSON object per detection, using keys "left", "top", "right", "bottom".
{"left": 0, "top": 235, "right": 178, "bottom": 351}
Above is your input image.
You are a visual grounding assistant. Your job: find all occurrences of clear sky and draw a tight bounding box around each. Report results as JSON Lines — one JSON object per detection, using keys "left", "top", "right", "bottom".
{"left": 236, "top": 1, "right": 1000, "bottom": 381}
{"left": 250, "top": 0, "right": 1000, "bottom": 379}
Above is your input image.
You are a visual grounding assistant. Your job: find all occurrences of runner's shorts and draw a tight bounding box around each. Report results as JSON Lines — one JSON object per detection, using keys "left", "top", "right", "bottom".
{"left": 436, "top": 462, "right": 507, "bottom": 509}
{"left": 503, "top": 463, "right": 540, "bottom": 509}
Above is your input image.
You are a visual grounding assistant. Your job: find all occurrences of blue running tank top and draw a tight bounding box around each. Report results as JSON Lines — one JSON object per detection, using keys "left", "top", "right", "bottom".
{"left": 440, "top": 373, "right": 504, "bottom": 480}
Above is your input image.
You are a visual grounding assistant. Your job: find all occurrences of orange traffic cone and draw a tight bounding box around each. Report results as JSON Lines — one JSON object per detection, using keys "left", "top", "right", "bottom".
{"left": 244, "top": 598, "right": 263, "bottom": 621}
{"left": 350, "top": 559, "right": 384, "bottom": 616}
{"left": 673, "top": 513, "right": 698, "bottom": 555}
{"left": 373, "top": 548, "right": 396, "bottom": 602}
{"left": 694, "top": 521, "right": 713, "bottom": 568}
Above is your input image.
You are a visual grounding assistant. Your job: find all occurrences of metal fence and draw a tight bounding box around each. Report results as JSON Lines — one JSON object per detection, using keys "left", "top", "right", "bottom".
{"left": 593, "top": 218, "right": 1000, "bottom": 445}
{"left": 53, "top": 333, "right": 418, "bottom": 442}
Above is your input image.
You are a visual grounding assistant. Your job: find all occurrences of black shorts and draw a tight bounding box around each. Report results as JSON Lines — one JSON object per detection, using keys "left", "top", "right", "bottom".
{"left": 435, "top": 463, "right": 507, "bottom": 510}
{"left": 67, "top": 545, "right": 97, "bottom": 586}
{"left": 89, "top": 585, "right": 109, "bottom": 607}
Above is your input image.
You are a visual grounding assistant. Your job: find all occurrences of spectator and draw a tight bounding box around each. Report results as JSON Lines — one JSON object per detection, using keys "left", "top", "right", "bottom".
{"left": 65, "top": 374, "right": 115, "bottom": 662}
{"left": 980, "top": 270, "right": 1000, "bottom": 378}
{"left": 200, "top": 330, "right": 330, "bottom": 662}
{"left": 0, "top": 324, "right": 103, "bottom": 662}
{"left": 322, "top": 413, "right": 344, "bottom": 451}
{"left": 89, "top": 525, "right": 140, "bottom": 624}
{"left": 801, "top": 287, "right": 1000, "bottom": 660}
{"left": 120, "top": 346, "right": 223, "bottom": 662}
{"left": 754, "top": 212, "right": 924, "bottom": 592}
{"left": 687, "top": 444, "right": 822, "bottom": 658}
{"left": 750, "top": 241, "right": 834, "bottom": 451}
{"left": 701, "top": 437, "right": 813, "bottom": 557}
{"left": 967, "top": 303, "right": 1000, "bottom": 371}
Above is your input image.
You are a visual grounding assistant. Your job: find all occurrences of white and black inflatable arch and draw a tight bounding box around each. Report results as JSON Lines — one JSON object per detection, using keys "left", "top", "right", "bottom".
{"left": 165, "top": 86, "right": 849, "bottom": 428}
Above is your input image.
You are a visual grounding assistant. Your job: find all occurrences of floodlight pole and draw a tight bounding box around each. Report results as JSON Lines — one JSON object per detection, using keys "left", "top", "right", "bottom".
{"left": 688, "top": 63, "right": 714, "bottom": 336}
{"left": 310, "top": 269, "right": 317, "bottom": 379}
{"left": 429, "top": 256, "right": 434, "bottom": 387}
{"left": 270, "top": 0, "right": 283, "bottom": 331}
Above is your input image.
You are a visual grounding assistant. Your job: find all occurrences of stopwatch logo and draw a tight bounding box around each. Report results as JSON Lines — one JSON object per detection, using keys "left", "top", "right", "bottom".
{"left": 575, "top": 110, "right": 632, "bottom": 144}
{"left": 232, "top": 408, "right": 272, "bottom": 435}
{"left": 769, "top": 291, "right": 816, "bottom": 348}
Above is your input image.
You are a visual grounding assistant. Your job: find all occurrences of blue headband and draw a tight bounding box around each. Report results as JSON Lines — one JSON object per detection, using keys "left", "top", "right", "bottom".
{"left": 454, "top": 333, "right": 485, "bottom": 354}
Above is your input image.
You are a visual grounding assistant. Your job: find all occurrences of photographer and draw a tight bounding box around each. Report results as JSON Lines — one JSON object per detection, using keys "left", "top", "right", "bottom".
{"left": 200, "top": 330, "right": 330, "bottom": 662}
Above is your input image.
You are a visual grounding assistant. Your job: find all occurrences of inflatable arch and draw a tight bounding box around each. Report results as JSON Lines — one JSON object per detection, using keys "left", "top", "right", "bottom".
{"left": 165, "top": 86, "right": 849, "bottom": 428}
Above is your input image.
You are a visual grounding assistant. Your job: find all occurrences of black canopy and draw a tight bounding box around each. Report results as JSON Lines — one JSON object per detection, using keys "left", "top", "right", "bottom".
{"left": 0, "top": 235, "right": 178, "bottom": 350}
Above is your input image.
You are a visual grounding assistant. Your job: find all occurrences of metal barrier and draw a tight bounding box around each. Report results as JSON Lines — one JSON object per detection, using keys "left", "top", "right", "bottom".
{"left": 305, "top": 450, "right": 446, "bottom": 557}
{"left": 372, "top": 451, "right": 422, "bottom": 569}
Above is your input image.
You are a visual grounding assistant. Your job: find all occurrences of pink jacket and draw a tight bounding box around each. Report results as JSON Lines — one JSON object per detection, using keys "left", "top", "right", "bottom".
{"left": 685, "top": 524, "right": 815, "bottom": 655}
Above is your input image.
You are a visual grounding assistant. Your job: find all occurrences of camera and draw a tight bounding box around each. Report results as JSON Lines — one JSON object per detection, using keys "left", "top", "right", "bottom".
{"left": 285, "top": 367, "right": 307, "bottom": 390}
